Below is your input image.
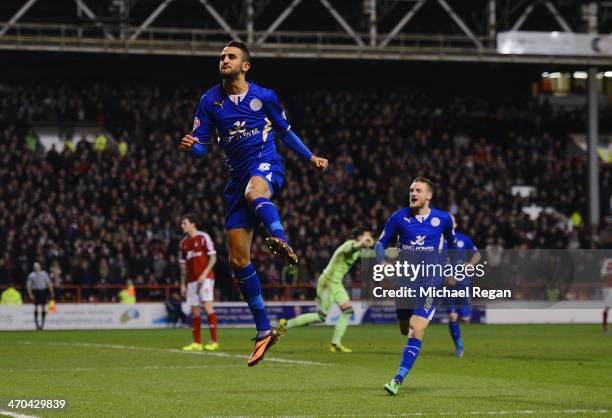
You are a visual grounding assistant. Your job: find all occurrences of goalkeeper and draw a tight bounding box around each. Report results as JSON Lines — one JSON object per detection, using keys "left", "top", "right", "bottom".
{"left": 279, "top": 227, "right": 375, "bottom": 352}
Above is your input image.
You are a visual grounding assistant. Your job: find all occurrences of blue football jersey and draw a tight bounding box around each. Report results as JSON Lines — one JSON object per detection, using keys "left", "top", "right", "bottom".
{"left": 451, "top": 232, "right": 478, "bottom": 264}
{"left": 191, "top": 82, "right": 290, "bottom": 180}
{"left": 443, "top": 231, "right": 479, "bottom": 288}
{"left": 378, "top": 207, "right": 456, "bottom": 253}
{"left": 378, "top": 206, "right": 456, "bottom": 287}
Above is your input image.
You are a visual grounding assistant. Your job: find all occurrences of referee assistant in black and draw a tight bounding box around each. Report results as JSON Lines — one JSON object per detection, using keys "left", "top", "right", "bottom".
{"left": 26, "top": 262, "right": 54, "bottom": 330}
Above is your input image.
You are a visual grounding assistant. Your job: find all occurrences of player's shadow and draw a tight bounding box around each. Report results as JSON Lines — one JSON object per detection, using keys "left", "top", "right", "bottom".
{"left": 367, "top": 386, "right": 435, "bottom": 397}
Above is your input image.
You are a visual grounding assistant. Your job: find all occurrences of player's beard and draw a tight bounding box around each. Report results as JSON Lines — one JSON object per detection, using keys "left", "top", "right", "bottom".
{"left": 410, "top": 199, "right": 424, "bottom": 210}
{"left": 220, "top": 66, "right": 241, "bottom": 80}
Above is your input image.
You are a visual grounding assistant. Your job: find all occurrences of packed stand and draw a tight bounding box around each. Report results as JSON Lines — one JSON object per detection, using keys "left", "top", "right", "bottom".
{"left": 0, "top": 83, "right": 610, "bottom": 302}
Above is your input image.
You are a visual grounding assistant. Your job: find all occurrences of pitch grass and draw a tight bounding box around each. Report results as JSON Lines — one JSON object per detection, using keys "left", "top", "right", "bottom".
{"left": 1, "top": 324, "right": 611, "bottom": 417}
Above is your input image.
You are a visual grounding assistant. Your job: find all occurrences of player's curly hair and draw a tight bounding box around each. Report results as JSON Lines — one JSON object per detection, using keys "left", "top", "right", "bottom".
{"left": 225, "top": 40, "right": 251, "bottom": 63}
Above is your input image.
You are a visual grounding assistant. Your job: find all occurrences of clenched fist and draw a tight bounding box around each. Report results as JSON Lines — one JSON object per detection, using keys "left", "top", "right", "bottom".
{"left": 179, "top": 134, "right": 198, "bottom": 151}
{"left": 310, "top": 155, "right": 329, "bottom": 171}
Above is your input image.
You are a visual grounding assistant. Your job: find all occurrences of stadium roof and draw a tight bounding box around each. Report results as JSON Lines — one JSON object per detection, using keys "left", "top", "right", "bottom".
{"left": 0, "top": 0, "right": 610, "bottom": 64}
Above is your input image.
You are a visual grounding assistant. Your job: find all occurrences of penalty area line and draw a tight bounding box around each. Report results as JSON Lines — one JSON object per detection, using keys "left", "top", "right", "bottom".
{"left": 18, "top": 341, "right": 332, "bottom": 367}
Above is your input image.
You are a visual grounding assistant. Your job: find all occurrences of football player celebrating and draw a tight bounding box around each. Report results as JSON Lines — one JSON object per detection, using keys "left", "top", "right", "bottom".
{"left": 179, "top": 41, "right": 328, "bottom": 366}
{"left": 375, "top": 177, "right": 457, "bottom": 395}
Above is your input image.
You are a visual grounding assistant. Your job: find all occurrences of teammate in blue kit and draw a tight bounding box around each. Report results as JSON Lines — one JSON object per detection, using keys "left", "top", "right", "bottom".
{"left": 179, "top": 41, "right": 328, "bottom": 366}
{"left": 444, "top": 215, "right": 481, "bottom": 357}
{"left": 374, "top": 177, "right": 457, "bottom": 395}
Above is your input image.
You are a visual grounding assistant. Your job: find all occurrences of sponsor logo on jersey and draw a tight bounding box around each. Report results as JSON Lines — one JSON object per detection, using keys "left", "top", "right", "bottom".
{"left": 249, "top": 98, "right": 262, "bottom": 111}
{"left": 411, "top": 235, "right": 426, "bottom": 246}
{"left": 220, "top": 120, "right": 260, "bottom": 145}
{"left": 401, "top": 234, "right": 435, "bottom": 251}
{"left": 258, "top": 163, "right": 271, "bottom": 171}
{"left": 186, "top": 251, "right": 203, "bottom": 260}
{"left": 229, "top": 120, "right": 247, "bottom": 135}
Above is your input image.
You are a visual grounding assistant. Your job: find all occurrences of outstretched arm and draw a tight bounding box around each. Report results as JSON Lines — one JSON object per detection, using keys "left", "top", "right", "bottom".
{"left": 278, "top": 129, "right": 312, "bottom": 160}
{"left": 179, "top": 94, "right": 212, "bottom": 158}
{"left": 277, "top": 129, "right": 328, "bottom": 170}
{"left": 264, "top": 90, "right": 328, "bottom": 171}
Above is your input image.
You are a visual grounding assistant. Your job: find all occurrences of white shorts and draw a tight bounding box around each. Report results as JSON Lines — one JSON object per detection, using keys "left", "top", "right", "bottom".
{"left": 187, "top": 280, "right": 214, "bottom": 306}
{"left": 605, "top": 287, "right": 612, "bottom": 308}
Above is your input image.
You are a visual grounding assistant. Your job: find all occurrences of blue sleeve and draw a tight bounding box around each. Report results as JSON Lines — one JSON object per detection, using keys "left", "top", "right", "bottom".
{"left": 466, "top": 236, "right": 479, "bottom": 253}
{"left": 190, "top": 142, "right": 208, "bottom": 158}
{"left": 263, "top": 90, "right": 291, "bottom": 133}
{"left": 192, "top": 95, "right": 213, "bottom": 146}
{"left": 377, "top": 213, "right": 399, "bottom": 248}
{"left": 443, "top": 214, "right": 457, "bottom": 249}
{"left": 278, "top": 129, "right": 313, "bottom": 161}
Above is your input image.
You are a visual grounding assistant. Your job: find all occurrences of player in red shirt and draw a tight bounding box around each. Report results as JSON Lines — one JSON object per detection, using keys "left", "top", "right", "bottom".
{"left": 179, "top": 213, "right": 219, "bottom": 351}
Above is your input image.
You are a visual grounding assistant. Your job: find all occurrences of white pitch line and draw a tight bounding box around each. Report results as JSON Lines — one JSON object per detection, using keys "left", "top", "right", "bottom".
{"left": 18, "top": 341, "right": 332, "bottom": 367}
{"left": 221, "top": 410, "right": 610, "bottom": 418}
{"left": 3, "top": 364, "right": 243, "bottom": 374}
{"left": 0, "top": 410, "right": 41, "bottom": 418}
{"left": 432, "top": 409, "right": 610, "bottom": 417}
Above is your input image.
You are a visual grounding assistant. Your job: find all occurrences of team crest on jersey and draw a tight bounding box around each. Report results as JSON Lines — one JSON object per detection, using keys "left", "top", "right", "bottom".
{"left": 457, "top": 240, "right": 465, "bottom": 248}
{"left": 249, "top": 98, "right": 262, "bottom": 111}
{"left": 192, "top": 117, "right": 200, "bottom": 131}
{"left": 431, "top": 217, "right": 440, "bottom": 227}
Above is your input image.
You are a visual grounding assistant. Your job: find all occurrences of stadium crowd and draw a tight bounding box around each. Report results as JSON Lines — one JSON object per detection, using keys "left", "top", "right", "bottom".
{"left": 0, "top": 83, "right": 610, "bottom": 301}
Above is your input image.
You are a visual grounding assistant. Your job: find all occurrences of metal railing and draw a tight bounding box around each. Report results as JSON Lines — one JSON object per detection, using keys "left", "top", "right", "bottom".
{"left": 1, "top": 22, "right": 609, "bottom": 65}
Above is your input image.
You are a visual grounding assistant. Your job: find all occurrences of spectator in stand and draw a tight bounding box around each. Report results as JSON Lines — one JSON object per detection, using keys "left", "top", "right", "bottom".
{"left": 94, "top": 132, "right": 108, "bottom": 153}
{"left": 118, "top": 280, "right": 136, "bottom": 304}
{"left": 25, "top": 128, "right": 39, "bottom": 153}
{"left": 1, "top": 282, "right": 23, "bottom": 305}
